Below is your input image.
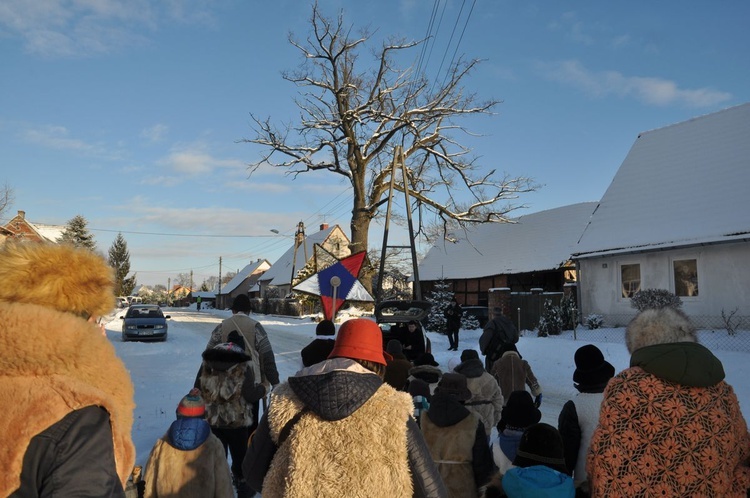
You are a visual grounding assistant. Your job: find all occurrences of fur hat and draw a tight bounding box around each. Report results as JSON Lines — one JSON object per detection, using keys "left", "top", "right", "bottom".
{"left": 460, "top": 349, "right": 480, "bottom": 362}
{"left": 434, "top": 373, "right": 472, "bottom": 401}
{"left": 414, "top": 352, "right": 439, "bottom": 367}
{"left": 176, "top": 388, "right": 206, "bottom": 418}
{"left": 499, "top": 390, "right": 541, "bottom": 431}
{"left": 386, "top": 339, "right": 403, "bottom": 355}
{"left": 0, "top": 241, "right": 114, "bottom": 318}
{"left": 408, "top": 378, "right": 431, "bottom": 400}
{"left": 573, "top": 344, "right": 615, "bottom": 388}
{"left": 230, "top": 294, "right": 252, "bottom": 313}
{"left": 316, "top": 319, "right": 336, "bottom": 336}
{"left": 329, "top": 318, "right": 391, "bottom": 366}
{"left": 625, "top": 307, "right": 697, "bottom": 353}
{"left": 513, "top": 423, "right": 568, "bottom": 475}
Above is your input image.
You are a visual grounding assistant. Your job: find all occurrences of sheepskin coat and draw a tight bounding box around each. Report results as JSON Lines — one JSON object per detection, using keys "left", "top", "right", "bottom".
{"left": 454, "top": 358, "right": 504, "bottom": 437}
{"left": 0, "top": 301, "right": 135, "bottom": 496}
{"left": 490, "top": 351, "right": 541, "bottom": 403}
{"left": 421, "top": 394, "right": 493, "bottom": 498}
{"left": 587, "top": 342, "right": 750, "bottom": 497}
{"left": 143, "top": 417, "right": 234, "bottom": 498}
{"left": 243, "top": 358, "right": 448, "bottom": 498}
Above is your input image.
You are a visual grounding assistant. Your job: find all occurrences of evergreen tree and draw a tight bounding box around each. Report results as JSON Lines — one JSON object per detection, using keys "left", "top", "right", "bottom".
{"left": 60, "top": 215, "right": 97, "bottom": 251}
{"left": 108, "top": 232, "right": 136, "bottom": 297}
{"left": 426, "top": 279, "right": 453, "bottom": 334}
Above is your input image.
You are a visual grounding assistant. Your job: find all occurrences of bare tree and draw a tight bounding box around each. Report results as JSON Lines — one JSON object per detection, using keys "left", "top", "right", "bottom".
{"left": 242, "top": 5, "right": 537, "bottom": 277}
{"left": 0, "top": 183, "right": 13, "bottom": 219}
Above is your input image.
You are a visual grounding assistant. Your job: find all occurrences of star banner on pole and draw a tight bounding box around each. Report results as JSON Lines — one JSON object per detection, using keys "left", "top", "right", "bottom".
{"left": 293, "top": 249, "right": 373, "bottom": 320}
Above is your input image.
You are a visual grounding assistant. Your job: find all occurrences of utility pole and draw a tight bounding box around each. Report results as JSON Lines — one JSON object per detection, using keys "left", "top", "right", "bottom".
{"left": 167, "top": 277, "right": 171, "bottom": 306}
{"left": 289, "top": 221, "right": 306, "bottom": 294}
{"left": 218, "top": 257, "right": 222, "bottom": 305}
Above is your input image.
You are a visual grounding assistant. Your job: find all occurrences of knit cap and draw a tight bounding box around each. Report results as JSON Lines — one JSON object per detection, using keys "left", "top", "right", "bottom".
{"left": 386, "top": 339, "right": 403, "bottom": 355}
{"left": 177, "top": 388, "right": 206, "bottom": 418}
{"left": 512, "top": 423, "right": 568, "bottom": 475}
{"left": 316, "top": 319, "right": 336, "bottom": 336}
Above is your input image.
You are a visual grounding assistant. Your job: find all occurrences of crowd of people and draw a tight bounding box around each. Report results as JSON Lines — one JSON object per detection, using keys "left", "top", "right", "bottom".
{"left": 2, "top": 241, "right": 750, "bottom": 497}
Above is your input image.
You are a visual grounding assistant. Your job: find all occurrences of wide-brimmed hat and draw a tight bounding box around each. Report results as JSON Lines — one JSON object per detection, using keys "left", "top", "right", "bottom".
{"left": 499, "top": 390, "right": 541, "bottom": 430}
{"left": 328, "top": 319, "right": 391, "bottom": 366}
{"left": 414, "top": 352, "right": 439, "bottom": 367}
{"left": 460, "top": 349, "right": 480, "bottom": 362}
{"left": 513, "top": 423, "right": 569, "bottom": 475}
{"left": 573, "top": 344, "right": 615, "bottom": 388}
{"left": 434, "top": 373, "right": 472, "bottom": 401}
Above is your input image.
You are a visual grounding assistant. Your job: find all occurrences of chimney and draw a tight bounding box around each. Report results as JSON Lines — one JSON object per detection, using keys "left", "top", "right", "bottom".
{"left": 18, "top": 210, "right": 25, "bottom": 220}
{"left": 320, "top": 223, "right": 329, "bottom": 231}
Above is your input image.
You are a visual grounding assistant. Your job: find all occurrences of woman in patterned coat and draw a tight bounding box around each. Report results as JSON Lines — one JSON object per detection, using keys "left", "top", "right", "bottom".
{"left": 587, "top": 307, "right": 750, "bottom": 497}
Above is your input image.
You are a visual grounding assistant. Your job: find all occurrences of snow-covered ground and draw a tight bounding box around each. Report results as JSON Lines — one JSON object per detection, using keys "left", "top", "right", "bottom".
{"left": 106, "top": 306, "right": 750, "bottom": 468}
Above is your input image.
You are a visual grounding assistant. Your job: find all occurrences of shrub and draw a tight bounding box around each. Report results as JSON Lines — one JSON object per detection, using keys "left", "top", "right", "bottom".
{"left": 559, "top": 295, "right": 579, "bottom": 330}
{"left": 461, "top": 313, "right": 481, "bottom": 330}
{"left": 630, "top": 288, "right": 682, "bottom": 312}
{"left": 537, "top": 299, "right": 563, "bottom": 337}
{"left": 585, "top": 314, "right": 604, "bottom": 330}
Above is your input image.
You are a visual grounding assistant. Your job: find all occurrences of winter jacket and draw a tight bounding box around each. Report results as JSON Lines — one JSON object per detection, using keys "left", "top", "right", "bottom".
{"left": 557, "top": 392, "right": 604, "bottom": 485}
{"left": 492, "top": 428, "right": 524, "bottom": 474}
{"left": 199, "top": 346, "right": 259, "bottom": 429}
{"left": 479, "top": 316, "right": 518, "bottom": 366}
{"left": 587, "top": 342, "right": 750, "bottom": 497}
{"left": 421, "top": 393, "right": 494, "bottom": 498}
{"left": 143, "top": 417, "right": 234, "bottom": 498}
{"left": 386, "top": 352, "right": 414, "bottom": 390}
{"left": 404, "top": 327, "right": 427, "bottom": 362}
{"left": 408, "top": 364, "right": 444, "bottom": 395}
{"left": 501, "top": 465, "right": 575, "bottom": 498}
{"left": 243, "top": 358, "right": 448, "bottom": 498}
{"left": 444, "top": 303, "right": 463, "bottom": 332}
{"left": 207, "top": 312, "right": 280, "bottom": 385}
{"left": 0, "top": 302, "right": 135, "bottom": 497}
{"left": 490, "top": 351, "right": 541, "bottom": 403}
{"left": 300, "top": 337, "right": 335, "bottom": 367}
{"left": 454, "top": 358, "right": 504, "bottom": 437}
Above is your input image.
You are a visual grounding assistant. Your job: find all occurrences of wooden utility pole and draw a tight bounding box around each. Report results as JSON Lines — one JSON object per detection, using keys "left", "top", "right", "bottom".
{"left": 289, "top": 221, "right": 307, "bottom": 293}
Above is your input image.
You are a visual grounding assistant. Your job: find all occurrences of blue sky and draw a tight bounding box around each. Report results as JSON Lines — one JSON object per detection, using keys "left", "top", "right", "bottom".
{"left": 2, "top": 1, "right": 748, "bottom": 287}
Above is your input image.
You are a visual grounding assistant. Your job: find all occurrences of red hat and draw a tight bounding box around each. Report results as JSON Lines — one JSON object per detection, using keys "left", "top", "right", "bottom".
{"left": 328, "top": 318, "right": 391, "bottom": 366}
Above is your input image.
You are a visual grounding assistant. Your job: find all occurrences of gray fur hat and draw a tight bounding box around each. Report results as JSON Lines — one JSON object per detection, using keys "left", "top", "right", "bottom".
{"left": 625, "top": 307, "right": 697, "bottom": 353}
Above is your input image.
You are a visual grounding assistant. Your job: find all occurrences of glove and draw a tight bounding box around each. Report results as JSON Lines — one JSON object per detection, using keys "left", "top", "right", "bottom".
{"left": 534, "top": 393, "right": 542, "bottom": 408}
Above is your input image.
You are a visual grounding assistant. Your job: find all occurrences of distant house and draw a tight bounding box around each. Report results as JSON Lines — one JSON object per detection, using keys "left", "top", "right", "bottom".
{"left": 0, "top": 210, "right": 64, "bottom": 244}
{"left": 258, "top": 224, "right": 351, "bottom": 298}
{"left": 573, "top": 103, "right": 750, "bottom": 327}
{"left": 215, "top": 259, "right": 271, "bottom": 310}
{"left": 417, "top": 202, "right": 598, "bottom": 305}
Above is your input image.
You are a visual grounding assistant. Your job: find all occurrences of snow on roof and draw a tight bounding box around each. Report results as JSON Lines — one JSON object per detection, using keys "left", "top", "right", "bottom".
{"left": 220, "top": 259, "right": 271, "bottom": 294}
{"left": 418, "top": 202, "right": 598, "bottom": 281}
{"left": 193, "top": 291, "right": 215, "bottom": 298}
{"left": 29, "top": 222, "right": 64, "bottom": 243}
{"left": 574, "top": 103, "right": 750, "bottom": 258}
{"left": 260, "top": 225, "right": 341, "bottom": 286}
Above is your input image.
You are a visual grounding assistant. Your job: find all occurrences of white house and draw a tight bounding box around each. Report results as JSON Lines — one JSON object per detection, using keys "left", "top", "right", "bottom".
{"left": 572, "top": 103, "right": 750, "bottom": 327}
{"left": 215, "top": 258, "right": 271, "bottom": 309}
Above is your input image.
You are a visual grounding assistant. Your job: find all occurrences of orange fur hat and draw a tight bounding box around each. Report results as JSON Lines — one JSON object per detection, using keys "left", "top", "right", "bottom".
{"left": 0, "top": 241, "right": 114, "bottom": 318}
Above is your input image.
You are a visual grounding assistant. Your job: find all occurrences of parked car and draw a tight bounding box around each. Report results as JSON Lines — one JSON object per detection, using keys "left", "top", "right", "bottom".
{"left": 120, "top": 304, "right": 170, "bottom": 342}
{"left": 375, "top": 299, "right": 432, "bottom": 354}
{"left": 462, "top": 305, "right": 489, "bottom": 328}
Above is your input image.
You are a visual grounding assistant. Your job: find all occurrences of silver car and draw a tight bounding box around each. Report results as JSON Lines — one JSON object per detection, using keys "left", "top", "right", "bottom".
{"left": 120, "top": 304, "right": 170, "bottom": 342}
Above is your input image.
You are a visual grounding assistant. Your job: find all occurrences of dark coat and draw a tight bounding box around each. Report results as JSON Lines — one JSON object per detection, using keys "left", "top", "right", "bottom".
{"left": 385, "top": 352, "right": 413, "bottom": 391}
{"left": 444, "top": 303, "right": 463, "bottom": 332}
{"left": 300, "top": 338, "right": 335, "bottom": 367}
{"left": 479, "top": 315, "right": 519, "bottom": 368}
{"left": 404, "top": 327, "right": 427, "bottom": 362}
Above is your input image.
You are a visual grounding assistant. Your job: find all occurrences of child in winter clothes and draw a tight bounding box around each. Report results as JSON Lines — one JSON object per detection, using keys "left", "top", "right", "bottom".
{"left": 491, "top": 390, "right": 542, "bottom": 474}
{"left": 557, "top": 344, "right": 615, "bottom": 492}
{"left": 143, "top": 389, "right": 234, "bottom": 498}
{"left": 408, "top": 378, "right": 432, "bottom": 427}
{"left": 407, "top": 352, "right": 443, "bottom": 394}
{"left": 490, "top": 343, "right": 542, "bottom": 408}
{"left": 384, "top": 339, "right": 413, "bottom": 390}
{"left": 421, "top": 373, "right": 494, "bottom": 498}
{"left": 453, "top": 349, "right": 504, "bottom": 439}
{"left": 300, "top": 319, "right": 336, "bottom": 367}
{"left": 483, "top": 423, "right": 574, "bottom": 498}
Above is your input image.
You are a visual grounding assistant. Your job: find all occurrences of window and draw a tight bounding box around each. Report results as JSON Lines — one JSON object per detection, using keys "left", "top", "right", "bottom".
{"left": 673, "top": 259, "right": 699, "bottom": 297}
{"left": 621, "top": 263, "right": 641, "bottom": 298}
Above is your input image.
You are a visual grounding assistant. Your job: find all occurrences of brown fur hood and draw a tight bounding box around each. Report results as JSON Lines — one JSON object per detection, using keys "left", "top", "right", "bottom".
{"left": 0, "top": 301, "right": 136, "bottom": 493}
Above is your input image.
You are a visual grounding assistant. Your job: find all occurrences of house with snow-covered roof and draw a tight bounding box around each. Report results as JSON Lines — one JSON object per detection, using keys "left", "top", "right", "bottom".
{"left": 215, "top": 258, "right": 271, "bottom": 309}
{"left": 417, "top": 202, "right": 598, "bottom": 307}
{"left": 259, "top": 223, "right": 351, "bottom": 297}
{"left": 572, "top": 103, "right": 750, "bottom": 327}
{"left": 0, "top": 210, "right": 64, "bottom": 244}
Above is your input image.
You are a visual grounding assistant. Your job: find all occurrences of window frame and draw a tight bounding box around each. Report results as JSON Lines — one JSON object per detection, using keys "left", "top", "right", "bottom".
{"left": 671, "top": 257, "right": 700, "bottom": 298}
{"left": 618, "top": 261, "right": 642, "bottom": 299}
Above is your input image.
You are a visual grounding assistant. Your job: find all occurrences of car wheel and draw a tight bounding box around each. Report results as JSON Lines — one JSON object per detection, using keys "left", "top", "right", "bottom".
{"left": 122, "top": 335, "right": 128, "bottom": 342}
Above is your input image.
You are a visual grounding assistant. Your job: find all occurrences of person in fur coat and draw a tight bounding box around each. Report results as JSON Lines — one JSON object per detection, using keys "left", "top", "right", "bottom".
{"left": 421, "top": 373, "right": 494, "bottom": 498}
{"left": 587, "top": 307, "right": 750, "bottom": 497}
{"left": 407, "top": 353, "right": 444, "bottom": 395}
{"left": 143, "top": 389, "right": 234, "bottom": 498}
{"left": 453, "top": 349, "right": 504, "bottom": 439}
{"left": 557, "top": 344, "right": 614, "bottom": 492}
{"left": 0, "top": 241, "right": 136, "bottom": 497}
{"left": 490, "top": 343, "right": 542, "bottom": 408}
{"left": 242, "top": 318, "right": 448, "bottom": 498}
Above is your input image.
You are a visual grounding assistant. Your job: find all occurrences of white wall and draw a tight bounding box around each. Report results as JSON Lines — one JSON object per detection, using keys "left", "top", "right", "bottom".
{"left": 578, "top": 241, "right": 750, "bottom": 327}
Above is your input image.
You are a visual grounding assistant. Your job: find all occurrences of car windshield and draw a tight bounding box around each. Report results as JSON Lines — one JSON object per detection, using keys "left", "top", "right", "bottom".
{"left": 127, "top": 307, "right": 163, "bottom": 318}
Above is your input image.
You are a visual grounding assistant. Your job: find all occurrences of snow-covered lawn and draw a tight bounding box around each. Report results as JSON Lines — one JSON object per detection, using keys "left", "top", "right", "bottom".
{"left": 106, "top": 307, "right": 750, "bottom": 468}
